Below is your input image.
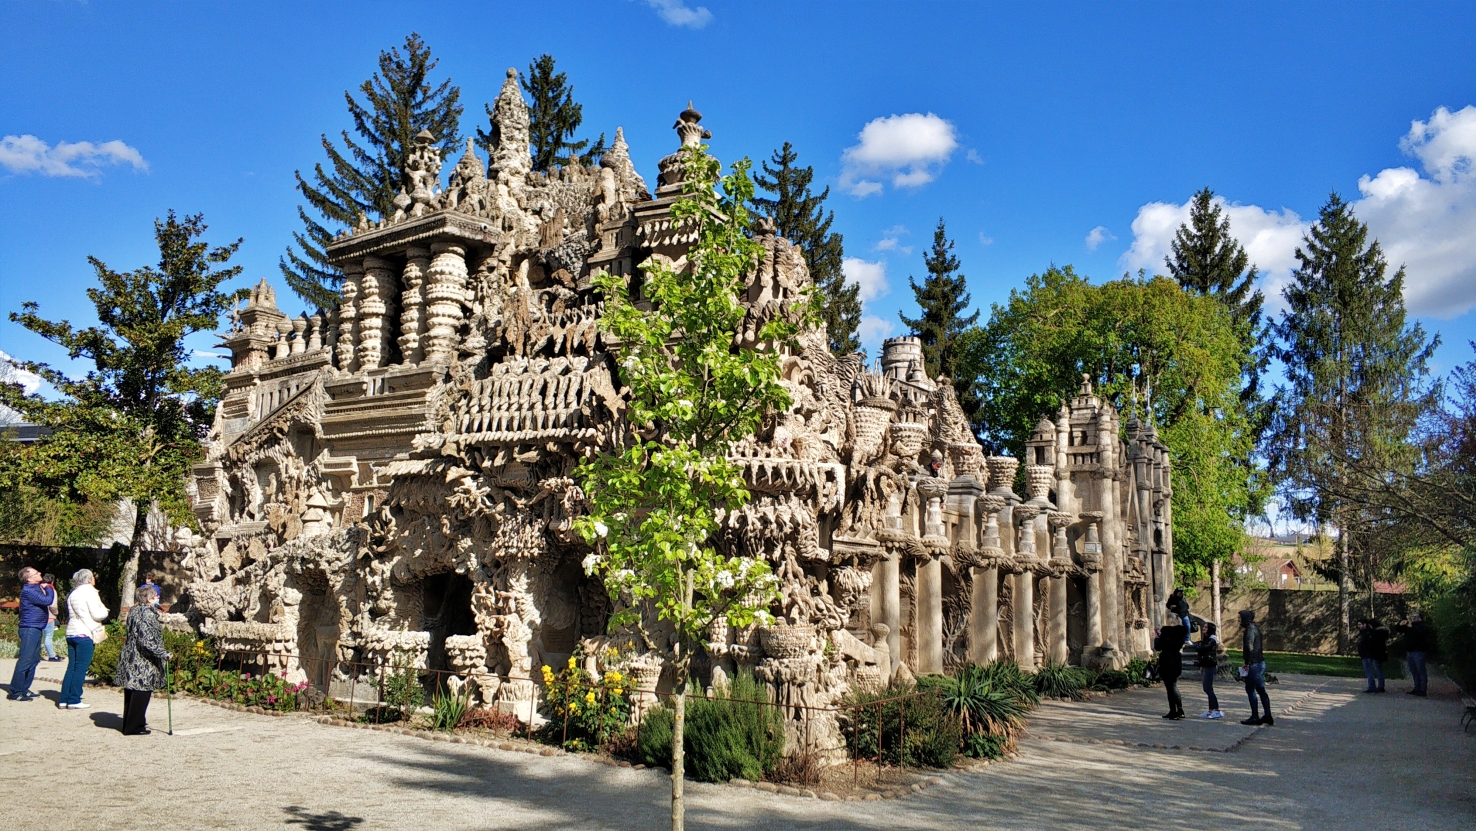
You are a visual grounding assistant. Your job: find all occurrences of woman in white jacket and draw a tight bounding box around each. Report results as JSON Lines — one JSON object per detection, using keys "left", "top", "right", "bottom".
{"left": 60, "top": 568, "right": 110, "bottom": 710}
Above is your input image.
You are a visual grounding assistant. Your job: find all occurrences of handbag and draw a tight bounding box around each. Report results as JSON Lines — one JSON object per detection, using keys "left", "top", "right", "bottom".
{"left": 1144, "top": 659, "right": 1160, "bottom": 682}
{"left": 91, "top": 624, "right": 108, "bottom": 644}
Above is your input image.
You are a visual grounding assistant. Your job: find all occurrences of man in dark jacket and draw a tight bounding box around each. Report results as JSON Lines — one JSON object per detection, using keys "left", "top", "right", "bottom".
{"left": 7, "top": 567, "right": 56, "bottom": 701}
{"left": 1154, "top": 611, "right": 1189, "bottom": 719}
{"left": 1239, "top": 609, "right": 1273, "bottom": 725}
{"left": 1396, "top": 613, "right": 1436, "bottom": 696}
{"left": 1169, "top": 588, "right": 1192, "bottom": 644}
{"left": 1357, "top": 619, "right": 1390, "bottom": 693}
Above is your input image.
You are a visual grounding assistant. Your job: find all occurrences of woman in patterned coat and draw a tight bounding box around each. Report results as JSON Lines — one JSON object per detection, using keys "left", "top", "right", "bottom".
{"left": 114, "top": 585, "right": 172, "bottom": 735}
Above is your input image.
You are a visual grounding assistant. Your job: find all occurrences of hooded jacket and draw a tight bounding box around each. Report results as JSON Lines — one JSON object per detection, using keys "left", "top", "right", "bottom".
{"left": 1240, "top": 612, "right": 1264, "bottom": 664}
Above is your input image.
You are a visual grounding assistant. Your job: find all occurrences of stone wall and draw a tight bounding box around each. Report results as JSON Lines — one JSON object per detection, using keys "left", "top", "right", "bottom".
{"left": 1194, "top": 589, "right": 1411, "bottom": 655}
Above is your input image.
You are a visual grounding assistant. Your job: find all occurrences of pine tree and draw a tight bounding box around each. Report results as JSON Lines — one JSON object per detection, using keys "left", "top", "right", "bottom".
{"left": 900, "top": 219, "right": 979, "bottom": 378}
{"left": 1268, "top": 193, "right": 1441, "bottom": 653}
{"left": 1166, "top": 187, "right": 1269, "bottom": 402}
{"left": 280, "top": 34, "right": 463, "bottom": 310}
{"left": 479, "top": 54, "right": 604, "bottom": 173}
{"left": 752, "top": 142, "right": 858, "bottom": 354}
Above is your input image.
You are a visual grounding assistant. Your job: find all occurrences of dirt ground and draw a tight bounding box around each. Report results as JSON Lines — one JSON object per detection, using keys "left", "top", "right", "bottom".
{"left": 2, "top": 660, "right": 1472, "bottom": 830}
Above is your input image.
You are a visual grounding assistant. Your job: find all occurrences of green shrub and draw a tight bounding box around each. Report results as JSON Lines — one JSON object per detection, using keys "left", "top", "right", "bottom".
{"left": 843, "top": 681, "right": 961, "bottom": 769}
{"left": 431, "top": 687, "right": 472, "bottom": 731}
{"left": 1093, "top": 669, "right": 1132, "bottom": 690}
{"left": 1125, "top": 657, "right": 1155, "bottom": 686}
{"left": 539, "top": 657, "right": 632, "bottom": 751}
{"left": 88, "top": 619, "right": 126, "bottom": 680}
{"left": 634, "top": 672, "right": 785, "bottom": 783}
{"left": 1, "top": 610, "right": 17, "bottom": 643}
{"left": 974, "top": 659, "right": 1041, "bottom": 705}
{"left": 920, "top": 663, "right": 1033, "bottom": 758}
{"left": 1034, "top": 661, "right": 1093, "bottom": 700}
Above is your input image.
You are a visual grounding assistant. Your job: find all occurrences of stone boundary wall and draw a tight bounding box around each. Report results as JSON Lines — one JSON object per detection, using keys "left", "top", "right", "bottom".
{"left": 0, "top": 544, "right": 185, "bottom": 609}
{"left": 1193, "top": 588, "right": 1410, "bottom": 655}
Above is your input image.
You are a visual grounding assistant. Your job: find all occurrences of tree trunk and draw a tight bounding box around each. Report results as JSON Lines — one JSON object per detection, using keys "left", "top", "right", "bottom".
{"left": 119, "top": 499, "right": 148, "bottom": 609}
{"left": 671, "top": 685, "right": 685, "bottom": 831}
{"left": 1337, "top": 524, "right": 1351, "bottom": 655}
{"left": 1210, "top": 558, "right": 1222, "bottom": 634}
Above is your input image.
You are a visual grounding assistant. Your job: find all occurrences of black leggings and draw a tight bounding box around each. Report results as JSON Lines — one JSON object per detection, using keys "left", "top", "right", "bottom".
{"left": 122, "top": 689, "right": 152, "bottom": 735}
{"left": 1164, "top": 673, "right": 1183, "bottom": 715}
{"left": 1202, "top": 667, "right": 1219, "bottom": 710}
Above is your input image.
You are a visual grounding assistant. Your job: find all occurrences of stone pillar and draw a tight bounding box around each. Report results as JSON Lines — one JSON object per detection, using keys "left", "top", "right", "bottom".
{"left": 1047, "top": 513, "right": 1073, "bottom": 666}
{"left": 916, "top": 551, "right": 944, "bottom": 674}
{"left": 1012, "top": 505, "right": 1040, "bottom": 670}
{"left": 398, "top": 246, "right": 430, "bottom": 364}
{"left": 424, "top": 242, "right": 468, "bottom": 363}
{"left": 1085, "top": 569, "right": 1103, "bottom": 650}
{"left": 969, "top": 495, "right": 1006, "bottom": 665}
{"left": 357, "top": 256, "right": 396, "bottom": 370}
{"left": 1099, "top": 474, "right": 1123, "bottom": 653}
{"left": 878, "top": 545, "right": 901, "bottom": 672}
{"left": 336, "top": 262, "right": 363, "bottom": 372}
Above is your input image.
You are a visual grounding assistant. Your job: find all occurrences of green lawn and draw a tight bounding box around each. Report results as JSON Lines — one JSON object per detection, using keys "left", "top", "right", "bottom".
{"left": 1226, "top": 649, "right": 1405, "bottom": 679}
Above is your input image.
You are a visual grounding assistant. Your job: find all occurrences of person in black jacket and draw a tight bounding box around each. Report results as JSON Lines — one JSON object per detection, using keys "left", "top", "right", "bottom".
{"left": 1168, "top": 588, "right": 1192, "bottom": 644}
{"left": 1396, "top": 613, "right": 1436, "bottom": 696}
{"left": 1155, "top": 610, "right": 1188, "bottom": 720}
{"left": 1239, "top": 609, "right": 1273, "bottom": 725}
{"left": 1196, "top": 622, "right": 1223, "bottom": 719}
{"left": 1357, "top": 619, "right": 1390, "bottom": 694}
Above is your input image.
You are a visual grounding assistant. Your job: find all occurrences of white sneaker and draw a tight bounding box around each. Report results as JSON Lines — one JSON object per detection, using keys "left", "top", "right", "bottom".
{"left": 1208, "top": 710, "right": 1224, "bottom": 719}
{"left": 68, "top": 702, "right": 90, "bottom": 710}
{"left": 1200, "top": 711, "right": 1214, "bottom": 718}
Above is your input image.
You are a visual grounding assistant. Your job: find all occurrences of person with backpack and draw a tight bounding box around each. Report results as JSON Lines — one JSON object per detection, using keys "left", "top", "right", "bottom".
{"left": 1197, "top": 621, "right": 1223, "bottom": 719}
{"left": 1154, "top": 609, "right": 1189, "bottom": 720}
{"left": 1357, "top": 618, "right": 1390, "bottom": 694}
{"left": 1239, "top": 609, "right": 1273, "bottom": 725}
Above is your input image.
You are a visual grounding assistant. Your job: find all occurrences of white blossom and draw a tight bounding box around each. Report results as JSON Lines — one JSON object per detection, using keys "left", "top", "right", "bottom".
{"left": 715, "top": 570, "right": 736, "bottom": 589}
{"left": 582, "top": 553, "right": 602, "bottom": 574}
{"left": 594, "top": 520, "right": 609, "bottom": 538}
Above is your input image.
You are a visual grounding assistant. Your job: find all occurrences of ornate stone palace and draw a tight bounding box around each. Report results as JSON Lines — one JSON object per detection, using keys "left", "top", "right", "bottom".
{"left": 180, "top": 71, "right": 1176, "bottom": 723}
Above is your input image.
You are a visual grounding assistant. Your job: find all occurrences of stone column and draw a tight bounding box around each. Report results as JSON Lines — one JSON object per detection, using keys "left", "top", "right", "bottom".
{"left": 877, "top": 542, "right": 901, "bottom": 672}
{"left": 1047, "top": 513, "right": 1073, "bottom": 666}
{"left": 336, "top": 262, "right": 362, "bottom": 372}
{"left": 398, "top": 246, "right": 430, "bottom": 364}
{"left": 357, "top": 256, "right": 396, "bottom": 370}
{"left": 1079, "top": 514, "right": 1105, "bottom": 651}
{"left": 969, "top": 495, "right": 1007, "bottom": 664}
{"left": 916, "top": 550, "right": 944, "bottom": 674}
{"left": 1012, "top": 505, "right": 1040, "bottom": 670}
{"left": 424, "top": 242, "right": 468, "bottom": 363}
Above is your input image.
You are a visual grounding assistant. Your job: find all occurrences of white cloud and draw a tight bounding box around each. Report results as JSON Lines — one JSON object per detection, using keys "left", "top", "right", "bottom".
{"left": 978, "top": 232, "right": 994, "bottom": 246}
{"left": 1085, "top": 226, "right": 1116, "bottom": 251}
{"left": 875, "top": 225, "right": 912, "bottom": 255}
{"left": 858, "top": 315, "right": 895, "bottom": 353}
{"left": 0, "top": 134, "right": 148, "bottom": 178}
{"left": 842, "top": 257, "right": 889, "bottom": 303}
{"left": 1353, "top": 105, "right": 1476, "bottom": 317}
{"left": 1120, "top": 198, "right": 1307, "bottom": 304}
{"left": 1119, "top": 104, "right": 1476, "bottom": 318}
{"left": 642, "top": 0, "right": 712, "bottom": 28}
{"left": 840, "top": 113, "right": 957, "bottom": 197}
{"left": 966, "top": 149, "right": 984, "bottom": 164}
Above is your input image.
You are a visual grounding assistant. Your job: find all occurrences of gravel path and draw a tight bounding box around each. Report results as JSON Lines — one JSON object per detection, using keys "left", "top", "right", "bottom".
{"left": 2, "top": 659, "right": 1472, "bottom": 830}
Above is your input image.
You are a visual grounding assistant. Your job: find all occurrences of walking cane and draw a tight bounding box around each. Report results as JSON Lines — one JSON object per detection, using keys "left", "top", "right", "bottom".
{"left": 165, "top": 657, "right": 173, "bottom": 736}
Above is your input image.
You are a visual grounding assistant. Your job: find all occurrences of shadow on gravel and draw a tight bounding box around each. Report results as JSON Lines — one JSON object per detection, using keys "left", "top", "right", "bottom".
{"left": 88, "top": 711, "right": 124, "bottom": 732}
{"left": 283, "top": 805, "right": 365, "bottom": 830}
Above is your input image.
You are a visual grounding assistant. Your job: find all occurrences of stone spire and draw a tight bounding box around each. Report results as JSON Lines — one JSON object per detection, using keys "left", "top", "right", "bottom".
{"left": 600, "top": 126, "right": 650, "bottom": 201}
{"left": 489, "top": 67, "right": 530, "bottom": 180}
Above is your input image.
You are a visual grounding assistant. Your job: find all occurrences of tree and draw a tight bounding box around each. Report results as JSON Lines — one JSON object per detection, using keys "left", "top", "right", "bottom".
{"left": 480, "top": 54, "right": 604, "bottom": 172}
{"left": 972, "top": 266, "right": 1259, "bottom": 587}
{"left": 281, "top": 33, "right": 463, "bottom": 310}
{"left": 1, "top": 212, "right": 243, "bottom": 607}
{"left": 1164, "top": 189, "right": 1271, "bottom": 612}
{"left": 752, "top": 142, "right": 858, "bottom": 354}
{"left": 1267, "top": 193, "right": 1440, "bottom": 653}
{"left": 899, "top": 219, "right": 982, "bottom": 427}
{"left": 575, "top": 143, "right": 795, "bottom": 831}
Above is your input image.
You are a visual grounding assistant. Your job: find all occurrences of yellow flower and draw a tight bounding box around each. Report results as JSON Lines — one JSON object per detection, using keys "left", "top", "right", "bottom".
{"left": 585, "top": 690, "right": 597, "bottom": 704}
{"left": 568, "top": 655, "right": 578, "bottom": 669}
{"left": 611, "top": 687, "right": 623, "bottom": 696}
{"left": 568, "top": 701, "right": 578, "bottom": 713}
{"left": 605, "top": 670, "right": 623, "bottom": 684}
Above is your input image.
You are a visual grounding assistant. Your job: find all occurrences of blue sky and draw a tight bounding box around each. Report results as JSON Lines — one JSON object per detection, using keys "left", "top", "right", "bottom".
{"left": 3, "top": 0, "right": 1475, "bottom": 394}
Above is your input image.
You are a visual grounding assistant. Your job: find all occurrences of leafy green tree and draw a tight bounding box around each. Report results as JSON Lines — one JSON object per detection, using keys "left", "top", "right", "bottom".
{"left": 480, "top": 54, "right": 604, "bottom": 172}
{"left": 1268, "top": 193, "right": 1440, "bottom": 652}
{"left": 575, "top": 143, "right": 795, "bottom": 831}
{"left": 2, "top": 212, "right": 243, "bottom": 606}
{"left": 281, "top": 33, "right": 463, "bottom": 310}
{"left": 752, "top": 142, "right": 858, "bottom": 354}
{"left": 972, "top": 266, "right": 1258, "bottom": 586}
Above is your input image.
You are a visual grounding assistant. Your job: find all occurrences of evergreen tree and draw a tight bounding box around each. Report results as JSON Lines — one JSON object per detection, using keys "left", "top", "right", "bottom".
{"left": 900, "top": 220, "right": 980, "bottom": 414}
{"left": 479, "top": 54, "right": 604, "bottom": 172}
{"left": 1166, "top": 187, "right": 1269, "bottom": 402}
{"left": 752, "top": 142, "right": 858, "bottom": 354}
{"left": 280, "top": 34, "right": 463, "bottom": 310}
{"left": 2, "top": 212, "right": 243, "bottom": 607}
{"left": 1268, "top": 193, "right": 1441, "bottom": 653}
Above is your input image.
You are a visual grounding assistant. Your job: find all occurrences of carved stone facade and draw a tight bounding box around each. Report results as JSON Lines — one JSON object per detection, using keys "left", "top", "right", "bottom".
{"left": 181, "top": 92, "right": 1174, "bottom": 739}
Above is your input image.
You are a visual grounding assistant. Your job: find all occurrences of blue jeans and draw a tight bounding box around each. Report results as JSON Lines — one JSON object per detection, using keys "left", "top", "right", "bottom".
{"left": 1362, "top": 657, "right": 1385, "bottom": 691}
{"left": 8, "top": 627, "right": 43, "bottom": 697}
{"left": 1202, "top": 666, "right": 1219, "bottom": 711}
{"left": 1244, "top": 661, "right": 1271, "bottom": 718}
{"left": 41, "top": 621, "right": 57, "bottom": 658}
{"left": 1406, "top": 651, "right": 1428, "bottom": 695}
{"left": 61, "top": 636, "right": 96, "bottom": 706}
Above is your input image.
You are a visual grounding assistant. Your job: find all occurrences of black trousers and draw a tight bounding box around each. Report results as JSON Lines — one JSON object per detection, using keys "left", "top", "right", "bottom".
{"left": 1164, "top": 674, "right": 1183, "bottom": 715}
{"left": 122, "top": 689, "right": 152, "bottom": 734}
